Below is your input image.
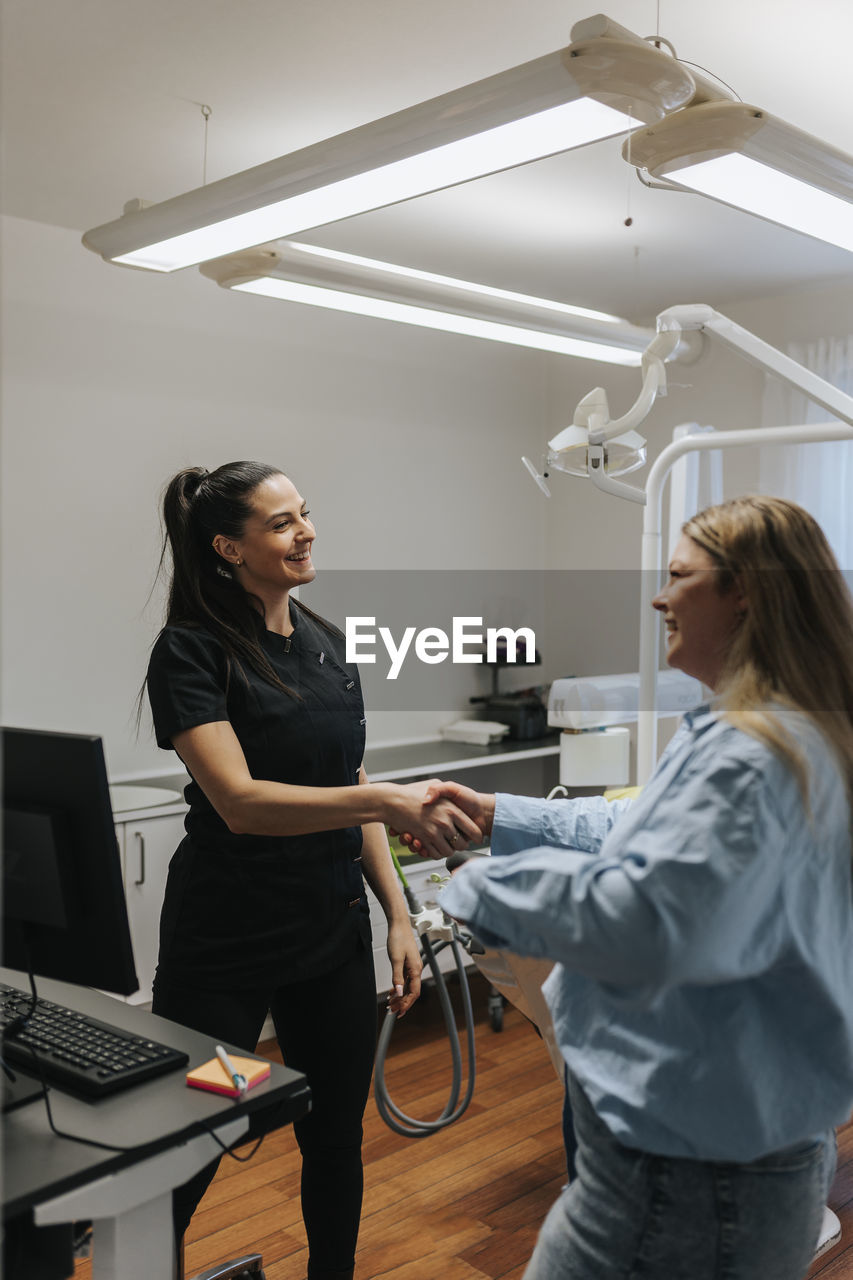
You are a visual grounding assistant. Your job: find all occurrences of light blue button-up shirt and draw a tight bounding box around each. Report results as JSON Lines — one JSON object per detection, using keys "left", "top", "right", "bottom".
{"left": 440, "top": 704, "right": 853, "bottom": 1161}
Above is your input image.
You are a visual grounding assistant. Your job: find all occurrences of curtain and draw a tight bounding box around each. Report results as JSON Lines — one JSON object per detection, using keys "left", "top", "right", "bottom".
{"left": 759, "top": 336, "right": 853, "bottom": 568}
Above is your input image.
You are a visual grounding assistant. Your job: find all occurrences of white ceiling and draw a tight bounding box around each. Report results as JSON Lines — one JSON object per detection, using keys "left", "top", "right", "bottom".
{"left": 3, "top": 0, "right": 853, "bottom": 322}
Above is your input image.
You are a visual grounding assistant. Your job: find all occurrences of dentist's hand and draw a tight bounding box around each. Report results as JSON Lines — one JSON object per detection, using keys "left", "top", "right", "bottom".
{"left": 391, "top": 781, "right": 495, "bottom": 856}
{"left": 385, "top": 919, "right": 422, "bottom": 1018}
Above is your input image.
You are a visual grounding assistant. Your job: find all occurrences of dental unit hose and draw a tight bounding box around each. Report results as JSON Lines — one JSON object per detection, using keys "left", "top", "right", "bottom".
{"left": 373, "top": 852, "right": 477, "bottom": 1138}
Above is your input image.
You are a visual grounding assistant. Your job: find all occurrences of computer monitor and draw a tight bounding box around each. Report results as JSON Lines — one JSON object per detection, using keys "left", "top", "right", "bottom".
{"left": 2, "top": 727, "right": 139, "bottom": 996}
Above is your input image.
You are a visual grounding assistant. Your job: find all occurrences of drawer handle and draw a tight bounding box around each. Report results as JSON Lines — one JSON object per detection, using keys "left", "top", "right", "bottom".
{"left": 133, "top": 831, "right": 146, "bottom": 886}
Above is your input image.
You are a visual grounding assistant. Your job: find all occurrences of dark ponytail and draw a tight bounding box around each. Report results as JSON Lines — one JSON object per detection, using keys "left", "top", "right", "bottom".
{"left": 162, "top": 462, "right": 279, "bottom": 637}
{"left": 148, "top": 461, "right": 338, "bottom": 706}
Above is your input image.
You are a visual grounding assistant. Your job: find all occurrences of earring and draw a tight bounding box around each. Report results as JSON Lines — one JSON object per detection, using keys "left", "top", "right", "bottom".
{"left": 235, "top": 559, "right": 243, "bottom": 567}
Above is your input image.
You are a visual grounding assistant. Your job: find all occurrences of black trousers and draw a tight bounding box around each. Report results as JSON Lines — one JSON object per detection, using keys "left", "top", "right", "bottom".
{"left": 152, "top": 941, "right": 377, "bottom": 1280}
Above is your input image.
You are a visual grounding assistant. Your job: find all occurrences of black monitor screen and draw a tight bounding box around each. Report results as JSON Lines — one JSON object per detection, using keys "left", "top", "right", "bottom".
{"left": 2, "top": 727, "right": 138, "bottom": 996}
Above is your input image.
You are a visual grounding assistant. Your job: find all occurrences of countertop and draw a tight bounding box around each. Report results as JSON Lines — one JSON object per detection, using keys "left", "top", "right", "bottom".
{"left": 110, "top": 732, "right": 561, "bottom": 814}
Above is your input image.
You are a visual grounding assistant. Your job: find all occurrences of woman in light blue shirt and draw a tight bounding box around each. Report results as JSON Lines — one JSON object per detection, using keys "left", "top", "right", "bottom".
{"left": 436, "top": 496, "right": 853, "bottom": 1280}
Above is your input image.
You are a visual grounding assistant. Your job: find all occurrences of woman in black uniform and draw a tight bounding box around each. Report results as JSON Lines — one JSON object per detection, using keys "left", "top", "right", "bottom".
{"left": 145, "top": 461, "right": 479, "bottom": 1280}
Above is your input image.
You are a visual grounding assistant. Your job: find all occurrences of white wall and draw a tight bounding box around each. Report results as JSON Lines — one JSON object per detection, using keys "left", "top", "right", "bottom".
{"left": 730, "top": 278, "right": 853, "bottom": 349}
{"left": 0, "top": 214, "right": 551, "bottom": 776}
{"left": 3, "top": 214, "right": 851, "bottom": 779}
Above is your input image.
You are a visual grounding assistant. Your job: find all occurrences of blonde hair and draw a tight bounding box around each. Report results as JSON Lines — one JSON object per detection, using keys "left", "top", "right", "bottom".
{"left": 683, "top": 495, "right": 853, "bottom": 808}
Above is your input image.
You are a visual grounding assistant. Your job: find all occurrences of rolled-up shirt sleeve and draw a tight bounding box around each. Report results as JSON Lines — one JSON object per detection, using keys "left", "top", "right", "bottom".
{"left": 490, "top": 792, "right": 634, "bottom": 857}
{"left": 442, "top": 755, "right": 789, "bottom": 993}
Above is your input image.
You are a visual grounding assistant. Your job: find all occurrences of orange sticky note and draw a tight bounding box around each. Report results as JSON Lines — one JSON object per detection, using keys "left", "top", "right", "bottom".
{"left": 186, "top": 1054, "right": 271, "bottom": 1098}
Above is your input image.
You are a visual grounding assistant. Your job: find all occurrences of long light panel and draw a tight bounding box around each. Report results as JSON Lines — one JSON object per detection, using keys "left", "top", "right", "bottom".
{"left": 629, "top": 101, "right": 853, "bottom": 253}
{"left": 667, "top": 154, "right": 853, "bottom": 253}
{"left": 82, "top": 21, "right": 695, "bottom": 272}
{"left": 234, "top": 277, "right": 645, "bottom": 364}
{"left": 284, "top": 241, "right": 624, "bottom": 325}
{"left": 114, "top": 101, "right": 635, "bottom": 273}
{"left": 200, "top": 242, "right": 654, "bottom": 365}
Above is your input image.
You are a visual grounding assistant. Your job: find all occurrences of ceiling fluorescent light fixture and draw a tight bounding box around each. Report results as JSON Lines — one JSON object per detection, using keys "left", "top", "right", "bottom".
{"left": 281, "top": 242, "right": 624, "bottom": 325}
{"left": 82, "top": 16, "right": 694, "bottom": 272}
{"left": 200, "top": 242, "right": 654, "bottom": 365}
{"left": 628, "top": 101, "right": 853, "bottom": 253}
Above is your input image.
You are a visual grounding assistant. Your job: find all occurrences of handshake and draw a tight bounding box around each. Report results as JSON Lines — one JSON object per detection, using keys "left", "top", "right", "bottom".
{"left": 384, "top": 778, "right": 495, "bottom": 861}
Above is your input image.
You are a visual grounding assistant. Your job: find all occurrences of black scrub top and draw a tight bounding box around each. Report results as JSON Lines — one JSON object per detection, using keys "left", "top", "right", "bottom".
{"left": 146, "top": 604, "right": 371, "bottom": 989}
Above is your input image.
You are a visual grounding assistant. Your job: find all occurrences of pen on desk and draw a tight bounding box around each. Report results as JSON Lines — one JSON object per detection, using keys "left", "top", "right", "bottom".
{"left": 215, "top": 1043, "right": 248, "bottom": 1094}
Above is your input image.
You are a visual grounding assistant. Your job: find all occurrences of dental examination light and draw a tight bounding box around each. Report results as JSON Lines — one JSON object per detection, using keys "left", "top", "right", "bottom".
{"left": 81, "top": 16, "right": 694, "bottom": 272}
{"left": 522, "top": 324, "right": 704, "bottom": 498}
{"left": 522, "top": 456, "right": 553, "bottom": 497}
{"left": 541, "top": 303, "right": 853, "bottom": 785}
{"left": 546, "top": 396, "right": 649, "bottom": 479}
{"left": 200, "top": 241, "right": 654, "bottom": 364}
{"left": 628, "top": 101, "right": 853, "bottom": 254}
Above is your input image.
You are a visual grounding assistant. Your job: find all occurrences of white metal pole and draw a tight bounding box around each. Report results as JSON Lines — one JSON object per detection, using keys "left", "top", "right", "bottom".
{"left": 635, "top": 420, "right": 853, "bottom": 783}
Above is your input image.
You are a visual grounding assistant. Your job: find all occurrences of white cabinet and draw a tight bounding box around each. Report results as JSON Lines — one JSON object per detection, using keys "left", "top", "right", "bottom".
{"left": 114, "top": 811, "right": 186, "bottom": 1005}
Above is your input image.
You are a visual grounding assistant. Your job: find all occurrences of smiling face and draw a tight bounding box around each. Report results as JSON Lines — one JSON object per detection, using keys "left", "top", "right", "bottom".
{"left": 652, "top": 534, "right": 745, "bottom": 690}
{"left": 212, "top": 473, "right": 316, "bottom": 601}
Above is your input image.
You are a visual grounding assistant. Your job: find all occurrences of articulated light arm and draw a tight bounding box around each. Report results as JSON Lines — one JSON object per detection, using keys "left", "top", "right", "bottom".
{"left": 543, "top": 328, "right": 686, "bottom": 503}
{"left": 564, "top": 305, "right": 853, "bottom": 493}
{"left": 575, "top": 329, "right": 686, "bottom": 503}
{"left": 572, "top": 328, "right": 683, "bottom": 445}
{"left": 656, "top": 304, "right": 853, "bottom": 424}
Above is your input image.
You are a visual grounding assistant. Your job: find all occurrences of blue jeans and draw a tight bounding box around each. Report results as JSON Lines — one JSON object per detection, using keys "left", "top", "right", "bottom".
{"left": 524, "top": 1072, "right": 835, "bottom": 1280}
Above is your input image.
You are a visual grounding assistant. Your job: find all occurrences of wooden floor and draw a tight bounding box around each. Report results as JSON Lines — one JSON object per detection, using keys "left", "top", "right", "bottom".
{"left": 811, "top": 1120, "right": 853, "bottom": 1279}
{"left": 74, "top": 974, "right": 853, "bottom": 1279}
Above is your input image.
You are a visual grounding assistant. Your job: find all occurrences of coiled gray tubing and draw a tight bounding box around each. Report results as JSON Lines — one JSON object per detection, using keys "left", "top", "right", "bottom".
{"left": 373, "top": 885, "right": 477, "bottom": 1138}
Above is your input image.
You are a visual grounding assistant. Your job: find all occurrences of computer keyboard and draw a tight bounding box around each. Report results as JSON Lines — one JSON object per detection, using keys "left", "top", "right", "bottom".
{"left": 0, "top": 983, "right": 189, "bottom": 1099}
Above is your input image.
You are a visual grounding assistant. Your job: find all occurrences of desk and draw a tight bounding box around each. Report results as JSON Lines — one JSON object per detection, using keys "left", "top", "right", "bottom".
{"left": 2, "top": 969, "right": 311, "bottom": 1280}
